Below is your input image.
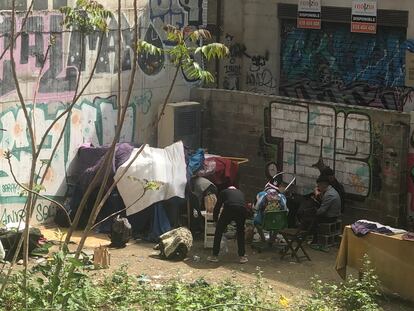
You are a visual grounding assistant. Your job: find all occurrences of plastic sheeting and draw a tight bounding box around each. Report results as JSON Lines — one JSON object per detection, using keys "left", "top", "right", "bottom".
{"left": 115, "top": 141, "right": 187, "bottom": 216}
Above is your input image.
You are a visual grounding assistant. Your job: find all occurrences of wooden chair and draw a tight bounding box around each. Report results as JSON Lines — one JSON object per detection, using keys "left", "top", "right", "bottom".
{"left": 279, "top": 228, "right": 311, "bottom": 263}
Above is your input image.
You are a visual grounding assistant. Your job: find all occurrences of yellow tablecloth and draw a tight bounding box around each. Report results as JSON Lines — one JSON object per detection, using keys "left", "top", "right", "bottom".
{"left": 335, "top": 226, "right": 414, "bottom": 302}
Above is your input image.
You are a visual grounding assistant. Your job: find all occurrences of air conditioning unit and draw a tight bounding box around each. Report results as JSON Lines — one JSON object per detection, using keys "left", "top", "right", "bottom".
{"left": 158, "top": 101, "right": 202, "bottom": 149}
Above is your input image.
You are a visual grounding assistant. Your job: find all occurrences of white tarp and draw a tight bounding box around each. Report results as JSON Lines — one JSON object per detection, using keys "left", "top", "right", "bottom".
{"left": 115, "top": 141, "right": 187, "bottom": 216}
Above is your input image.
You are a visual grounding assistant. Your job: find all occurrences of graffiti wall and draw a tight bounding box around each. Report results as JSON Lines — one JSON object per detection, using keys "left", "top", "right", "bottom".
{"left": 267, "top": 102, "right": 371, "bottom": 196}
{"left": 280, "top": 20, "right": 413, "bottom": 111}
{"left": 221, "top": 34, "right": 277, "bottom": 95}
{"left": 0, "top": 0, "right": 208, "bottom": 224}
{"left": 192, "top": 88, "right": 410, "bottom": 227}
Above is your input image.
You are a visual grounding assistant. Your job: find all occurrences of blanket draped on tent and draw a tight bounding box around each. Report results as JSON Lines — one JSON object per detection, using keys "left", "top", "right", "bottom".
{"left": 115, "top": 141, "right": 187, "bottom": 216}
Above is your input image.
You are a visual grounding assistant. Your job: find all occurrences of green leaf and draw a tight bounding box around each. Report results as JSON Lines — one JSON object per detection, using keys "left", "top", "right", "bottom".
{"left": 189, "top": 29, "right": 212, "bottom": 42}
{"left": 182, "top": 61, "right": 215, "bottom": 83}
{"left": 68, "top": 257, "right": 84, "bottom": 267}
{"left": 60, "top": 0, "right": 111, "bottom": 33}
{"left": 163, "top": 24, "right": 183, "bottom": 43}
{"left": 144, "top": 181, "right": 163, "bottom": 191}
{"left": 137, "top": 41, "right": 163, "bottom": 56}
{"left": 195, "top": 43, "right": 229, "bottom": 61}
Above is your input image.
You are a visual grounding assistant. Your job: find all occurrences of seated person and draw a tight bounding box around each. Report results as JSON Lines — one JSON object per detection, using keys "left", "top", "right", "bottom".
{"left": 296, "top": 190, "right": 321, "bottom": 231}
{"left": 253, "top": 181, "right": 288, "bottom": 243}
{"left": 320, "top": 167, "right": 345, "bottom": 212}
{"left": 311, "top": 175, "right": 342, "bottom": 244}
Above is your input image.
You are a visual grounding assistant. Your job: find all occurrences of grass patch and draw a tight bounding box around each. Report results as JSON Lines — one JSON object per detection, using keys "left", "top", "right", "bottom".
{"left": 0, "top": 254, "right": 384, "bottom": 310}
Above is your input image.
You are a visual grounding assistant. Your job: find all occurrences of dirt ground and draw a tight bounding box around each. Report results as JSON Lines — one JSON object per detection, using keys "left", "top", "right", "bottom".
{"left": 39, "top": 228, "right": 414, "bottom": 311}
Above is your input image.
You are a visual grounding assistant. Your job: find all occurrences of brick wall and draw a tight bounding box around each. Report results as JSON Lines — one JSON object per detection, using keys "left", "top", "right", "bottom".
{"left": 192, "top": 88, "right": 410, "bottom": 227}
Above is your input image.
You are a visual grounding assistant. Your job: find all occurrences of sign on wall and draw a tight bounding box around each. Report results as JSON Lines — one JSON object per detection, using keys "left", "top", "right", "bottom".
{"left": 297, "top": 0, "right": 321, "bottom": 29}
{"left": 351, "top": 0, "right": 377, "bottom": 34}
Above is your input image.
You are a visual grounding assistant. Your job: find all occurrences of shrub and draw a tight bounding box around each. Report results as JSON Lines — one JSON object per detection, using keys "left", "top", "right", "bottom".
{"left": 299, "top": 254, "right": 382, "bottom": 311}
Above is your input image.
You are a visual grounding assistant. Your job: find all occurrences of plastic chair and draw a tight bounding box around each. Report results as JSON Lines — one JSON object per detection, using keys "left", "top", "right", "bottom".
{"left": 263, "top": 210, "right": 288, "bottom": 231}
{"left": 252, "top": 210, "right": 288, "bottom": 252}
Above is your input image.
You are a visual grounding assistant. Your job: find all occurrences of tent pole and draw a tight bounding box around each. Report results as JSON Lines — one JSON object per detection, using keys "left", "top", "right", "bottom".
{"left": 186, "top": 197, "right": 191, "bottom": 229}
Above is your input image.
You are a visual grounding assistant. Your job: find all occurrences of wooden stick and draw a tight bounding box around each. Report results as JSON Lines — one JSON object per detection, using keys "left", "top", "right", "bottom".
{"left": 221, "top": 156, "right": 249, "bottom": 164}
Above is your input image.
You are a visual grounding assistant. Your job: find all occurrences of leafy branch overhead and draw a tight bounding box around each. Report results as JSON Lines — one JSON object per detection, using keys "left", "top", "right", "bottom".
{"left": 154, "top": 25, "right": 229, "bottom": 124}
{"left": 161, "top": 25, "right": 230, "bottom": 83}
{"left": 60, "top": 0, "right": 112, "bottom": 33}
{"left": 137, "top": 40, "right": 163, "bottom": 56}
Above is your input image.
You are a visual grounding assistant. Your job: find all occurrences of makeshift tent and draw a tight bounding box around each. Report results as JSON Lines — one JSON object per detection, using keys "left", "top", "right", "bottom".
{"left": 55, "top": 143, "right": 134, "bottom": 232}
{"left": 115, "top": 141, "right": 187, "bottom": 216}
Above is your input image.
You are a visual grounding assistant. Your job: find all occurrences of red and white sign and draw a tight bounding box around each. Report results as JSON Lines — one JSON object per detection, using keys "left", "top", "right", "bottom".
{"left": 297, "top": 0, "right": 321, "bottom": 30}
{"left": 351, "top": 0, "right": 377, "bottom": 34}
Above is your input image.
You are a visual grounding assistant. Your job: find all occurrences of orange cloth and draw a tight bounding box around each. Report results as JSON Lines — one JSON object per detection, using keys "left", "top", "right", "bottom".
{"left": 335, "top": 226, "right": 414, "bottom": 302}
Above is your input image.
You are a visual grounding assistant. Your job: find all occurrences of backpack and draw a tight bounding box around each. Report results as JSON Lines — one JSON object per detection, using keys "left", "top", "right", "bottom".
{"left": 110, "top": 216, "right": 132, "bottom": 248}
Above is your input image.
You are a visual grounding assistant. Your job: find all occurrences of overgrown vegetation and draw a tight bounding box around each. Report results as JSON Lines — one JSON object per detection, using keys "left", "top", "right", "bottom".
{"left": 0, "top": 257, "right": 281, "bottom": 311}
{"left": 0, "top": 255, "right": 384, "bottom": 311}
{"left": 0, "top": 0, "right": 228, "bottom": 306}
{"left": 297, "top": 255, "right": 383, "bottom": 311}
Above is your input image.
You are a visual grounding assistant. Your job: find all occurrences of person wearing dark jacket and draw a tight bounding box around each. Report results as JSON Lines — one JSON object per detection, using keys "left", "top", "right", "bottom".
{"left": 321, "top": 167, "right": 345, "bottom": 212}
{"left": 207, "top": 186, "right": 248, "bottom": 264}
{"left": 311, "top": 175, "right": 342, "bottom": 244}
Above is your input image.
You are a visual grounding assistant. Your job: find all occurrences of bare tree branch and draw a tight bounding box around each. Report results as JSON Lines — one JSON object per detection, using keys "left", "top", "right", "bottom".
{"left": 90, "top": 185, "right": 147, "bottom": 231}
{"left": 157, "top": 61, "right": 181, "bottom": 125}
{"left": 88, "top": 143, "right": 145, "bottom": 231}
{"left": 31, "top": 43, "right": 51, "bottom": 146}
{"left": 9, "top": 0, "right": 37, "bottom": 282}
{"left": 6, "top": 155, "right": 72, "bottom": 226}
{"left": 34, "top": 32, "right": 105, "bottom": 159}
{"left": 117, "top": 0, "right": 122, "bottom": 124}
{"left": 73, "top": 0, "right": 141, "bottom": 258}
{"left": 0, "top": 0, "right": 34, "bottom": 62}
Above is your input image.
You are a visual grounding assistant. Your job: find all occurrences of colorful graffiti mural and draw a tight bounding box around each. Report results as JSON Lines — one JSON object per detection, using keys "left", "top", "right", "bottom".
{"left": 149, "top": 0, "right": 205, "bottom": 29}
{"left": 280, "top": 20, "right": 412, "bottom": 110}
{"left": 0, "top": 0, "right": 67, "bottom": 10}
{"left": 0, "top": 1, "right": 209, "bottom": 223}
{"left": 0, "top": 95, "right": 136, "bottom": 204}
{"left": 0, "top": 1, "right": 208, "bottom": 100}
{"left": 0, "top": 201, "right": 56, "bottom": 225}
{"left": 265, "top": 101, "right": 372, "bottom": 196}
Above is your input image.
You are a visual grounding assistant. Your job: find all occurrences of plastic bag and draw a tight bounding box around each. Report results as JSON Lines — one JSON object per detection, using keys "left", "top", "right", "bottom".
{"left": 220, "top": 236, "right": 228, "bottom": 254}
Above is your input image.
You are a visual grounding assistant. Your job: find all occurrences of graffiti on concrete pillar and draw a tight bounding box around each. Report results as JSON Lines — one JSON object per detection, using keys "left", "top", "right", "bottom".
{"left": 222, "top": 33, "right": 242, "bottom": 91}
{"left": 245, "top": 52, "right": 277, "bottom": 95}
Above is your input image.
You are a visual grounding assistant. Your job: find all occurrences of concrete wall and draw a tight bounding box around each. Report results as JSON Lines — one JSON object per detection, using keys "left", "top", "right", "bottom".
{"left": 192, "top": 88, "right": 410, "bottom": 227}
{"left": 0, "top": 0, "right": 208, "bottom": 224}
{"left": 219, "top": 0, "right": 414, "bottom": 111}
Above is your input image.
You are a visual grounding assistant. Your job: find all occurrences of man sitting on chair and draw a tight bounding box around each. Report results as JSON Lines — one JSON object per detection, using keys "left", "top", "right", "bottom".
{"left": 320, "top": 167, "right": 345, "bottom": 213}
{"left": 311, "top": 175, "right": 342, "bottom": 244}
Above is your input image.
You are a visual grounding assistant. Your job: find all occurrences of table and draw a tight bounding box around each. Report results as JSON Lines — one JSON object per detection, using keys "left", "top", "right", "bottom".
{"left": 335, "top": 226, "right": 414, "bottom": 302}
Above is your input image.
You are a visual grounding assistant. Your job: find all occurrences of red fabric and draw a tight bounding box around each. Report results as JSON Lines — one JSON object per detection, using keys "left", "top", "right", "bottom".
{"left": 205, "top": 157, "right": 239, "bottom": 189}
